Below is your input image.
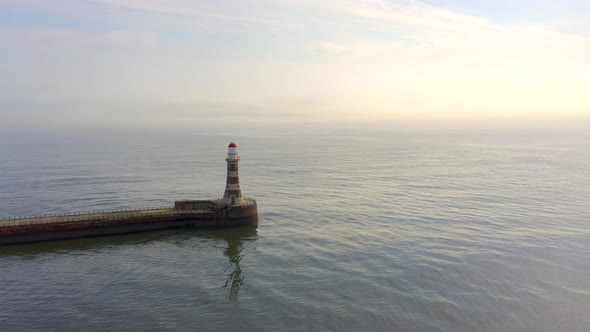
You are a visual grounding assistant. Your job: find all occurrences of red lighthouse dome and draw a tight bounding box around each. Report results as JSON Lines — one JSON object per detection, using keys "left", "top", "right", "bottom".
{"left": 228, "top": 142, "right": 237, "bottom": 148}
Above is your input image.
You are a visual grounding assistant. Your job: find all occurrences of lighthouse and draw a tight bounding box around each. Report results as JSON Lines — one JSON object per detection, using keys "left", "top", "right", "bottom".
{"left": 223, "top": 142, "right": 244, "bottom": 205}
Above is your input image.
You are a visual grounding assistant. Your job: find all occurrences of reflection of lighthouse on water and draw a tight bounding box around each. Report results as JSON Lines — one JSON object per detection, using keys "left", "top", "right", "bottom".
{"left": 220, "top": 225, "right": 257, "bottom": 303}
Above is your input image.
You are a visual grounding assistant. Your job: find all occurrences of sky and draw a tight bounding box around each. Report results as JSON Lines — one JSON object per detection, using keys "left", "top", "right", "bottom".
{"left": 1, "top": 0, "right": 589, "bottom": 128}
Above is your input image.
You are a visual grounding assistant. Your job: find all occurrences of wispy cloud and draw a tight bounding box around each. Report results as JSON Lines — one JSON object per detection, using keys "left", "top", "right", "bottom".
{"left": 77, "top": 0, "right": 590, "bottom": 66}
{"left": 0, "top": 28, "right": 159, "bottom": 47}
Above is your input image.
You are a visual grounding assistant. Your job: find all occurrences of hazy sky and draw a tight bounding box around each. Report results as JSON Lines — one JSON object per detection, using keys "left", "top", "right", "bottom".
{"left": 1, "top": 0, "right": 589, "bottom": 127}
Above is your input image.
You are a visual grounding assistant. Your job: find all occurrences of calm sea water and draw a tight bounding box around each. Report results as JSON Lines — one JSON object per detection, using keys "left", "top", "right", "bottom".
{"left": 0, "top": 127, "right": 589, "bottom": 331}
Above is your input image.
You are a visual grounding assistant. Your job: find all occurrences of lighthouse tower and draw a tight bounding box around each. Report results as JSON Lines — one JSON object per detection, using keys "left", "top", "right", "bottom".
{"left": 223, "top": 142, "right": 244, "bottom": 205}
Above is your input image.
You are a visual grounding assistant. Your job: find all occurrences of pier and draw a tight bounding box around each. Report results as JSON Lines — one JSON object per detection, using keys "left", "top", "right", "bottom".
{"left": 0, "top": 198, "right": 257, "bottom": 245}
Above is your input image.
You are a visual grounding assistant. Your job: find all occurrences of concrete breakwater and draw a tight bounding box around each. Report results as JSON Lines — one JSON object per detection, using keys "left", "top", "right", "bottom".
{"left": 0, "top": 198, "right": 258, "bottom": 245}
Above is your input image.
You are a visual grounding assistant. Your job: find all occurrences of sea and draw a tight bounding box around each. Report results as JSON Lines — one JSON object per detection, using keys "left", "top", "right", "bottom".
{"left": 0, "top": 126, "right": 589, "bottom": 331}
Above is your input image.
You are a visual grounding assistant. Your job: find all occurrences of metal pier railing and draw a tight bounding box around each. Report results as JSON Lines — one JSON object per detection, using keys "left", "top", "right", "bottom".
{"left": 0, "top": 207, "right": 196, "bottom": 229}
{"left": 0, "top": 198, "right": 256, "bottom": 229}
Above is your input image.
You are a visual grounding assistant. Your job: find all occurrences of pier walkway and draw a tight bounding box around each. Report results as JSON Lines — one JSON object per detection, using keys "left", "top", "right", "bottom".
{"left": 0, "top": 198, "right": 257, "bottom": 230}
{"left": 0, "top": 199, "right": 257, "bottom": 244}
{"left": 0, "top": 207, "right": 209, "bottom": 229}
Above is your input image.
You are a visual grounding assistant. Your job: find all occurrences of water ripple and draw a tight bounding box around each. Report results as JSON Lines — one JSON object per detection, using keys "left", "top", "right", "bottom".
{"left": 1, "top": 129, "right": 589, "bottom": 331}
